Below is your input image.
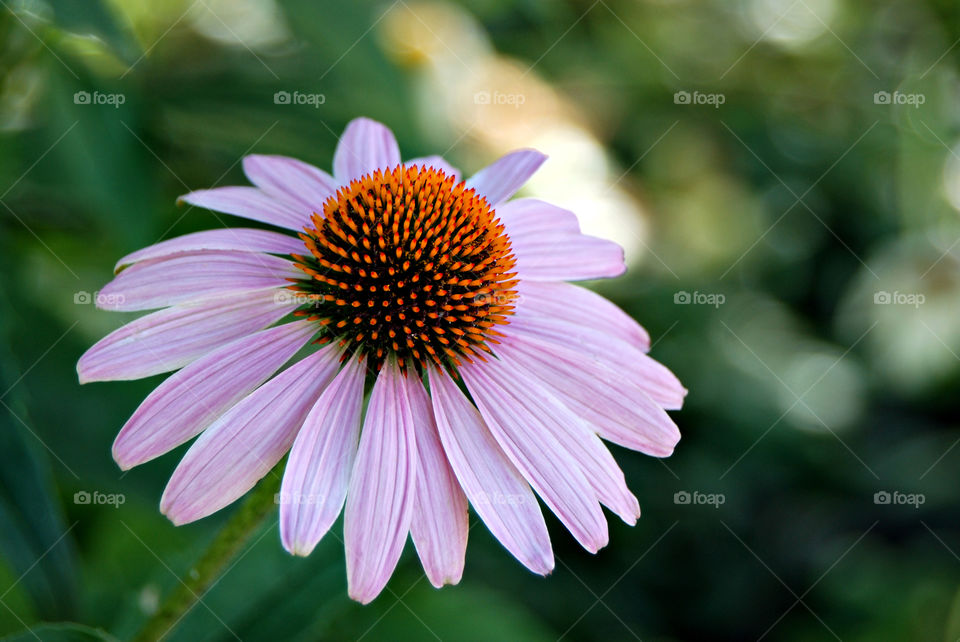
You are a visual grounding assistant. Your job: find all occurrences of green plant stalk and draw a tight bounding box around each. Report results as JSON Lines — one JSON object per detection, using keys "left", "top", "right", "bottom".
{"left": 133, "top": 466, "right": 283, "bottom": 642}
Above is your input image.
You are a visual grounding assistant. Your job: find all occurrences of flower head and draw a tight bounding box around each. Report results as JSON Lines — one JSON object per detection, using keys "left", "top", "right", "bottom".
{"left": 78, "top": 117, "right": 685, "bottom": 603}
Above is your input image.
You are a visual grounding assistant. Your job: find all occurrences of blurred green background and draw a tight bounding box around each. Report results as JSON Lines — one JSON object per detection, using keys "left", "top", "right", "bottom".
{"left": 2, "top": 0, "right": 960, "bottom": 639}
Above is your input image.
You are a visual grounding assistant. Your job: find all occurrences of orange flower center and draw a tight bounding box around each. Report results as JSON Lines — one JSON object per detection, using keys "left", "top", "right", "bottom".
{"left": 290, "top": 164, "right": 518, "bottom": 374}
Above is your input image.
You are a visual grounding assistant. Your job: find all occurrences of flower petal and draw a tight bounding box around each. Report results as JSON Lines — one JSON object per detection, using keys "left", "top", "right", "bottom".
{"left": 467, "top": 354, "right": 638, "bottom": 525}
{"left": 466, "top": 150, "right": 546, "bottom": 206}
{"left": 280, "top": 357, "right": 366, "bottom": 556}
{"left": 497, "top": 331, "right": 680, "bottom": 457}
{"left": 114, "top": 228, "right": 305, "bottom": 273}
{"left": 242, "top": 154, "right": 337, "bottom": 213}
{"left": 77, "top": 290, "right": 298, "bottom": 383}
{"left": 509, "top": 314, "right": 686, "bottom": 410}
{"left": 179, "top": 186, "right": 309, "bottom": 231}
{"left": 408, "top": 378, "right": 469, "bottom": 588}
{"left": 460, "top": 359, "right": 608, "bottom": 553}
{"left": 112, "top": 320, "right": 316, "bottom": 470}
{"left": 160, "top": 346, "right": 342, "bottom": 525}
{"left": 516, "top": 280, "right": 650, "bottom": 351}
{"left": 98, "top": 251, "right": 296, "bottom": 311}
{"left": 511, "top": 235, "right": 624, "bottom": 281}
{"left": 429, "top": 369, "right": 553, "bottom": 575}
{"left": 496, "top": 199, "right": 624, "bottom": 281}
{"left": 405, "top": 156, "right": 460, "bottom": 181}
{"left": 344, "top": 361, "right": 417, "bottom": 604}
{"left": 333, "top": 118, "right": 401, "bottom": 184}
{"left": 496, "top": 198, "right": 580, "bottom": 235}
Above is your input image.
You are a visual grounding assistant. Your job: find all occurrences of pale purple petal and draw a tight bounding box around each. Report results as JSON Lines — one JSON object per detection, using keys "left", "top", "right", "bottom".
{"left": 280, "top": 357, "right": 366, "bottom": 556}
{"left": 466, "top": 354, "right": 639, "bottom": 525}
{"left": 333, "top": 118, "right": 401, "bottom": 184}
{"left": 465, "top": 150, "right": 546, "bottom": 206}
{"left": 408, "top": 378, "right": 469, "bottom": 588}
{"left": 429, "top": 369, "right": 553, "bottom": 575}
{"left": 496, "top": 198, "right": 625, "bottom": 280}
{"left": 510, "top": 235, "right": 624, "bottom": 281}
{"left": 509, "top": 315, "right": 686, "bottom": 410}
{"left": 405, "top": 156, "right": 460, "bottom": 181}
{"left": 243, "top": 154, "right": 337, "bottom": 213}
{"left": 496, "top": 198, "right": 580, "bottom": 235}
{"left": 77, "top": 290, "right": 298, "bottom": 383}
{"left": 516, "top": 280, "right": 650, "bottom": 351}
{"left": 460, "top": 360, "right": 608, "bottom": 553}
{"left": 98, "top": 251, "right": 297, "bottom": 311}
{"left": 113, "top": 320, "right": 316, "bottom": 470}
{"left": 180, "top": 186, "right": 309, "bottom": 231}
{"left": 344, "top": 361, "right": 417, "bottom": 604}
{"left": 496, "top": 331, "right": 680, "bottom": 457}
{"left": 115, "top": 229, "right": 305, "bottom": 273}
{"left": 160, "top": 346, "right": 342, "bottom": 525}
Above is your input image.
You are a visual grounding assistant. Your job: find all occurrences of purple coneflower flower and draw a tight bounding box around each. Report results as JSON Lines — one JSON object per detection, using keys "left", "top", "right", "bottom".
{"left": 78, "top": 117, "right": 685, "bottom": 603}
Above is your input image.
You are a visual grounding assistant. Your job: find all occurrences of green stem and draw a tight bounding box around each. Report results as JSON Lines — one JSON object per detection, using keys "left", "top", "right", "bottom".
{"left": 133, "top": 467, "right": 283, "bottom": 642}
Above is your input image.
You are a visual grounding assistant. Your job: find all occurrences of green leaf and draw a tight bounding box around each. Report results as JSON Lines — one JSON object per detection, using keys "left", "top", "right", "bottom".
{"left": 0, "top": 282, "right": 79, "bottom": 621}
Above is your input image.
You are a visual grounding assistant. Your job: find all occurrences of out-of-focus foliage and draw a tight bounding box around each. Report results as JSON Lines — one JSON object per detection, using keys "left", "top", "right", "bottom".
{"left": 1, "top": 0, "right": 959, "bottom": 639}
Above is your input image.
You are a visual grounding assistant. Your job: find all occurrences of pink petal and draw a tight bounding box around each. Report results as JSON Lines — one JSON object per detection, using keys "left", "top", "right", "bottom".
{"left": 242, "top": 154, "right": 337, "bottom": 213}
{"left": 497, "top": 332, "right": 680, "bottom": 457}
{"left": 405, "top": 156, "right": 460, "bottom": 181}
{"left": 160, "top": 346, "right": 342, "bottom": 525}
{"left": 510, "top": 235, "right": 624, "bottom": 281}
{"left": 98, "top": 251, "right": 296, "bottom": 311}
{"left": 465, "top": 150, "right": 546, "bottom": 206}
{"left": 494, "top": 199, "right": 624, "bottom": 281}
{"left": 333, "top": 118, "right": 401, "bottom": 184}
{"left": 112, "top": 320, "right": 316, "bottom": 470}
{"left": 179, "top": 186, "right": 309, "bottom": 231}
{"left": 280, "top": 357, "right": 366, "bottom": 556}
{"left": 429, "top": 369, "right": 553, "bottom": 575}
{"left": 407, "top": 378, "right": 469, "bottom": 588}
{"left": 509, "top": 315, "right": 686, "bottom": 410}
{"left": 516, "top": 280, "right": 650, "bottom": 351}
{"left": 343, "top": 361, "right": 417, "bottom": 604}
{"left": 466, "top": 354, "right": 639, "bottom": 525}
{"left": 459, "top": 360, "right": 609, "bottom": 553}
{"left": 115, "top": 228, "right": 305, "bottom": 273}
{"left": 77, "top": 290, "right": 298, "bottom": 383}
{"left": 496, "top": 198, "right": 580, "bottom": 235}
